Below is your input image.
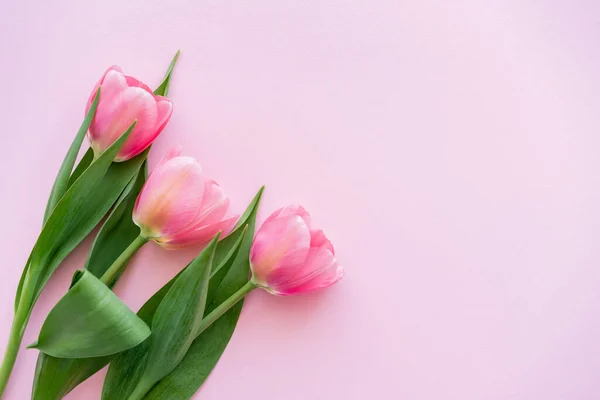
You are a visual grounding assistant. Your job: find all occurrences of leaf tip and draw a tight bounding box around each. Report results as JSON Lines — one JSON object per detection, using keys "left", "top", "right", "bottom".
{"left": 26, "top": 341, "right": 39, "bottom": 350}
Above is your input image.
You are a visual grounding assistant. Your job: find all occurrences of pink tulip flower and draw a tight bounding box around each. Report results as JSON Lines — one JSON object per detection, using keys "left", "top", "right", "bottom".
{"left": 250, "top": 205, "right": 343, "bottom": 295}
{"left": 86, "top": 66, "right": 173, "bottom": 162}
{"left": 132, "top": 148, "right": 238, "bottom": 248}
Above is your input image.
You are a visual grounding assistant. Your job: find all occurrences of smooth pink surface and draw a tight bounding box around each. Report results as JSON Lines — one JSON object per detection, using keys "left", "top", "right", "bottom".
{"left": 250, "top": 205, "right": 343, "bottom": 295}
{"left": 86, "top": 66, "right": 173, "bottom": 162}
{"left": 133, "top": 148, "right": 237, "bottom": 248}
{"left": 0, "top": 1, "right": 599, "bottom": 399}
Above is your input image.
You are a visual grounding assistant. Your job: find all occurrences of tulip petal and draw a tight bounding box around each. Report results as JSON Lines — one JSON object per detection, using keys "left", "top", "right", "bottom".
{"left": 85, "top": 66, "right": 123, "bottom": 114}
{"left": 155, "top": 146, "right": 182, "bottom": 169}
{"left": 268, "top": 247, "right": 343, "bottom": 295}
{"left": 250, "top": 215, "right": 311, "bottom": 284}
{"left": 310, "top": 229, "right": 335, "bottom": 254}
{"left": 264, "top": 205, "right": 311, "bottom": 228}
{"left": 125, "top": 75, "right": 154, "bottom": 94}
{"left": 133, "top": 157, "right": 204, "bottom": 237}
{"left": 155, "top": 97, "right": 173, "bottom": 133}
{"left": 157, "top": 215, "right": 238, "bottom": 249}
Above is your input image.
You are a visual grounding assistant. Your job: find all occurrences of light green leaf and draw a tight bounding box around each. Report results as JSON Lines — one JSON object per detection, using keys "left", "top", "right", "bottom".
{"left": 145, "top": 188, "right": 263, "bottom": 400}
{"left": 153, "top": 50, "right": 180, "bottom": 97}
{"left": 30, "top": 270, "right": 150, "bottom": 358}
{"left": 43, "top": 88, "right": 100, "bottom": 224}
{"left": 102, "top": 188, "right": 263, "bottom": 400}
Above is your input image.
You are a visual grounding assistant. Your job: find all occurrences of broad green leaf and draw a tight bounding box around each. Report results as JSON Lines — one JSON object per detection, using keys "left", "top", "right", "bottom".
{"left": 125, "top": 235, "right": 218, "bottom": 400}
{"left": 32, "top": 351, "right": 113, "bottom": 400}
{"left": 30, "top": 270, "right": 150, "bottom": 358}
{"left": 153, "top": 50, "right": 180, "bottom": 97}
{"left": 145, "top": 188, "right": 263, "bottom": 400}
{"left": 43, "top": 88, "right": 101, "bottom": 224}
{"left": 84, "top": 164, "right": 146, "bottom": 285}
{"left": 102, "top": 188, "right": 263, "bottom": 399}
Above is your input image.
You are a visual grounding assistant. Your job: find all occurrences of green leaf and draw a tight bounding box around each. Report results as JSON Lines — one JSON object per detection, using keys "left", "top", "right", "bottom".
{"left": 85, "top": 164, "right": 146, "bottom": 285}
{"left": 102, "top": 187, "right": 263, "bottom": 400}
{"left": 68, "top": 148, "right": 94, "bottom": 188}
{"left": 126, "top": 235, "right": 219, "bottom": 399}
{"left": 32, "top": 351, "right": 113, "bottom": 400}
{"left": 30, "top": 52, "right": 180, "bottom": 399}
{"left": 30, "top": 270, "right": 150, "bottom": 359}
{"left": 15, "top": 149, "right": 95, "bottom": 312}
{"left": 144, "top": 188, "right": 263, "bottom": 400}
{"left": 43, "top": 88, "right": 101, "bottom": 224}
{"left": 18, "top": 123, "right": 138, "bottom": 317}
{"left": 153, "top": 50, "right": 180, "bottom": 97}
{"left": 29, "top": 157, "right": 147, "bottom": 400}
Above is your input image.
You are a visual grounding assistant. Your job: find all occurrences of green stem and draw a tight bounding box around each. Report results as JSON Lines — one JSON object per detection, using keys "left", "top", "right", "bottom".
{"left": 100, "top": 235, "right": 148, "bottom": 286}
{"left": 0, "top": 272, "right": 35, "bottom": 396}
{"left": 127, "top": 281, "right": 257, "bottom": 400}
{"left": 195, "top": 280, "right": 257, "bottom": 338}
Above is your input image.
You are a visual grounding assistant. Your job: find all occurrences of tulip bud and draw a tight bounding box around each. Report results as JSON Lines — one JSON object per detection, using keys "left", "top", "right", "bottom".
{"left": 250, "top": 205, "right": 343, "bottom": 295}
{"left": 133, "top": 148, "right": 237, "bottom": 248}
{"left": 86, "top": 66, "right": 173, "bottom": 162}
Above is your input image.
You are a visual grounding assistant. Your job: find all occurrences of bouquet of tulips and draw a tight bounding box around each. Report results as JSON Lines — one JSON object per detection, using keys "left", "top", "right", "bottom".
{"left": 0, "top": 52, "right": 343, "bottom": 400}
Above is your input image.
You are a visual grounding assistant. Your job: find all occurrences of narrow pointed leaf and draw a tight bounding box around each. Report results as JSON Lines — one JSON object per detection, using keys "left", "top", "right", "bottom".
{"left": 85, "top": 164, "right": 146, "bottom": 284}
{"left": 153, "top": 50, "right": 180, "bottom": 97}
{"left": 67, "top": 148, "right": 94, "bottom": 188}
{"left": 43, "top": 88, "right": 101, "bottom": 224}
{"left": 20, "top": 123, "right": 137, "bottom": 316}
{"left": 102, "top": 188, "right": 263, "bottom": 399}
{"left": 106, "top": 235, "right": 218, "bottom": 399}
{"left": 145, "top": 188, "right": 263, "bottom": 400}
{"left": 30, "top": 270, "right": 150, "bottom": 358}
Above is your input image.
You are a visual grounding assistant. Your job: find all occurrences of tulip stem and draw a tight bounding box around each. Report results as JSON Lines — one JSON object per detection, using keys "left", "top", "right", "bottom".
{"left": 100, "top": 235, "right": 148, "bottom": 287}
{"left": 195, "top": 280, "right": 257, "bottom": 338}
{"left": 0, "top": 270, "right": 35, "bottom": 396}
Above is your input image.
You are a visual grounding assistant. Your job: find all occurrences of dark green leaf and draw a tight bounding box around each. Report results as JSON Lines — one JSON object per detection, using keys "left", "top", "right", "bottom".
{"left": 137, "top": 235, "right": 219, "bottom": 399}
{"left": 153, "top": 50, "right": 180, "bottom": 97}
{"left": 30, "top": 270, "right": 150, "bottom": 359}
{"left": 43, "top": 88, "right": 101, "bottom": 224}
{"left": 145, "top": 188, "right": 263, "bottom": 400}
{"left": 84, "top": 164, "right": 146, "bottom": 285}
{"left": 32, "top": 351, "right": 113, "bottom": 400}
{"left": 102, "top": 188, "right": 263, "bottom": 399}
{"left": 67, "top": 148, "right": 94, "bottom": 188}
{"left": 18, "top": 123, "right": 138, "bottom": 317}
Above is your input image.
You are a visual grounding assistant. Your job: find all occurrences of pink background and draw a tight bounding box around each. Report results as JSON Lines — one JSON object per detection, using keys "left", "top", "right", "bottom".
{"left": 1, "top": 1, "right": 599, "bottom": 399}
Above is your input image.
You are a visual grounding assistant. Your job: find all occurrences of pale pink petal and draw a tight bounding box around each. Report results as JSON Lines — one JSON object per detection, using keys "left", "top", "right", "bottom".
{"left": 310, "top": 229, "right": 335, "bottom": 254}
{"left": 90, "top": 86, "right": 158, "bottom": 158}
{"left": 158, "top": 215, "right": 239, "bottom": 249}
{"left": 125, "top": 75, "right": 154, "bottom": 94}
{"left": 155, "top": 146, "right": 182, "bottom": 169}
{"left": 264, "top": 205, "right": 312, "bottom": 228}
{"left": 85, "top": 66, "right": 123, "bottom": 113}
{"left": 133, "top": 157, "right": 204, "bottom": 237}
{"left": 268, "top": 247, "right": 342, "bottom": 295}
{"left": 155, "top": 97, "right": 173, "bottom": 132}
{"left": 250, "top": 215, "right": 311, "bottom": 284}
